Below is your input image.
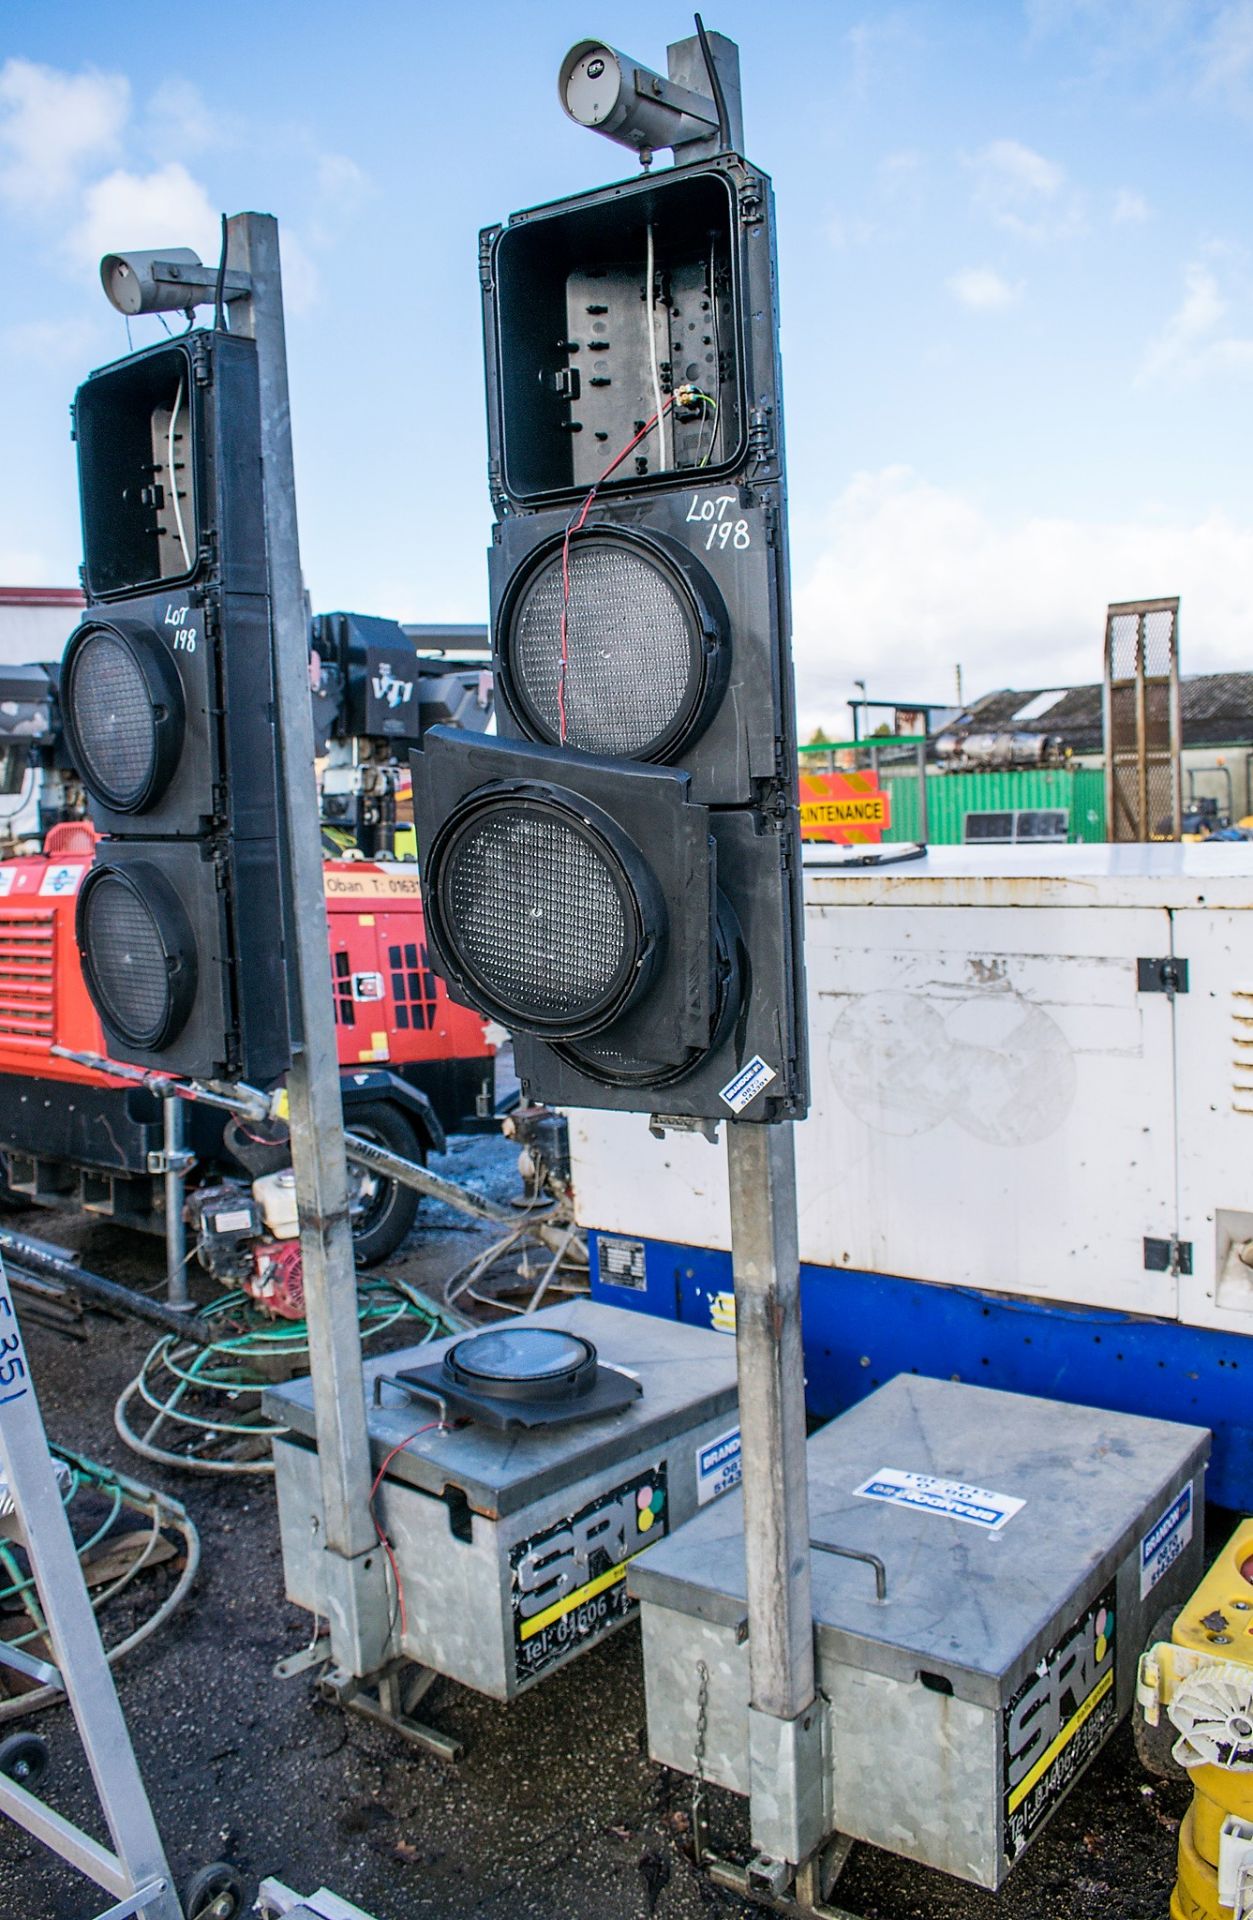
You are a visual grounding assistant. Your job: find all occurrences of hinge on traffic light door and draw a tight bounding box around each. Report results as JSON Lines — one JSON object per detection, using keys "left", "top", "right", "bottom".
{"left": 189, "top": 336, "right": 213, "bottom": 386}
{"left": 738, "top": 179, "right": 765, "bottom": 226}
{"left": 479, "top": 229, "right": 498, "bottom": 290}
{"left": 747, "top": 407, "right": 773, "bottom": 462}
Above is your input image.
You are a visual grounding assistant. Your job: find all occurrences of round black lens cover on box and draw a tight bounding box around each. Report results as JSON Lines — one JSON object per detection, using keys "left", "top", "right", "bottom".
{"left": 394, "top": 1325, "right": 642, "bottom": 1430}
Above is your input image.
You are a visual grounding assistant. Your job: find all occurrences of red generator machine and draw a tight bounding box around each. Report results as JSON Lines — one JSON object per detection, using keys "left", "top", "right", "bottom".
{"left": 0, "top": 827, "right": 495, "bottom": 1264}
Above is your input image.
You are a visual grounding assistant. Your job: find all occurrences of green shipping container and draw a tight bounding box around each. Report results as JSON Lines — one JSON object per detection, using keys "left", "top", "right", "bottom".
{"left": 879, "top": 766, "right": 1107, "bottom": 844}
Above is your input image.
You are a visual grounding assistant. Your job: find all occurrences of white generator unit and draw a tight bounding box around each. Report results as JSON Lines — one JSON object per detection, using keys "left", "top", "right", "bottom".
{"left": 265, "top": 1301, "right": 739, "bottom": 1701}
{"left": 631, "top": 1374, "right": 1208, "bottom": 1890}
{"left": 576, "top": 844, "right": 1253, "bottom": 1505}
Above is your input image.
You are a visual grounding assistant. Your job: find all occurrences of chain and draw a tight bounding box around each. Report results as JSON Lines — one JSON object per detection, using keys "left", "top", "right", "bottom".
{"left": 693, "top": 1659, "right": 710, "bottom": 1782}
{"left": 690, "top": 1659, "right": 710, "bottom": 1862}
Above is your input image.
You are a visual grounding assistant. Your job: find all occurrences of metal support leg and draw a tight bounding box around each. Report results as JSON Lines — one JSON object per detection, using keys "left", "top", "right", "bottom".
{"left": 230, "top": 212, "right": 390, "bottom": 1679}
{"left": 0, "top": 1258, "right": 182, "bottom": 1920}
{"left": 726, "top": 1121, "right": 823, "bottom": 1868}
{"left": 317, "top": 1658, "right": 464, "bottom": 1763}
{"left": 161, "top": 1097, "right": 190, "bottom": 1310}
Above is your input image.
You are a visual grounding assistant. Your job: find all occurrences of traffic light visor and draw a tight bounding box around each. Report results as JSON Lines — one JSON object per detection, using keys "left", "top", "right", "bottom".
{"left": 425, "top": 786, "right": 664, "bottom": 1038}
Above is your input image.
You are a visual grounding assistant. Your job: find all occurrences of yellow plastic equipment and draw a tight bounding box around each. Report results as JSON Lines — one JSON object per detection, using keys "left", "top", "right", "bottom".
{"left": 1137, "top": 1521, "right": 1253, "bottom": 1919}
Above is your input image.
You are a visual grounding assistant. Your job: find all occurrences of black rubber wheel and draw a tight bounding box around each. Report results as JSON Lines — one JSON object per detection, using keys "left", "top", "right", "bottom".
{"left": 0, "top": 1731, "right": 49, "bottom": 1788}
{"left": 347, "top": 1102, "right": 424, "bottom": 1266}
{"left": 183, "top": 1861, "right": 246, "bottom": 1920}
{"left": 1135, "top": 1604, "right": 1187, "bottom": 1781}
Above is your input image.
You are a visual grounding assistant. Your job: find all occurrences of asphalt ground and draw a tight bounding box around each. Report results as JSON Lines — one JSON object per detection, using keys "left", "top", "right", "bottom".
{"left": 0, "top": 1128, "right": 1195, "bottom": 1920}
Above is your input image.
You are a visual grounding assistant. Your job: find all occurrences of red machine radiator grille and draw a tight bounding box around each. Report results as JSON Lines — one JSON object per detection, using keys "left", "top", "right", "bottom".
{"left": 0, "top": 910, "right": 56, "bottom": 1048}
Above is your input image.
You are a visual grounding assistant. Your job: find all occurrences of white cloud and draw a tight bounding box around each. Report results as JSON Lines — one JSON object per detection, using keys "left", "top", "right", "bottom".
{"left": 791, "top": 467, "right": 1253, "bottom": 730}
{"left": 316, "top": 151, "right": 369, "bottom": 209}
{"left": 1139, "top": 260, "right": 1253, "bottom": 380}
{"left": 1, "top": 317, "right": 97, "bottom": 367}
{"left": 826, "top": 212, "right": 876, "bottom": 249}
{"left": 71, "top": 162, "right": 221, "bottom": 275}
{"left": 0, "top": 544, "right": 51, "bottom": 582}
{"left": 145, "top": 78, "right": 223, "bottom": 155}
{"left": 279, "top": 229, "right": 321, "bottom": 317}
{"left": 0, "top": 57, "right": 368, "bottom": 318}
{"left": 879, "top": 148, "right": 924, "bottom": 193}
{"left": 0, "top": 58, "right": 128, "bottom": 208}
{"left": 1113, "top": 187, "right": 1150, "bottom": 223}
{"left": 968, "top": 138, "right": 1084, "bottom": 240}
{"left": 1198, "top": 1, "right": 1253, "bottom": 106}
{"left": 947, "top": 267, "right": 1023, "bottom": 311}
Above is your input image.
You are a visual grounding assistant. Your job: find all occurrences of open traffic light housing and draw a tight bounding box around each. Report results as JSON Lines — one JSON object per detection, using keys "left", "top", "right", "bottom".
{"left": 412, "top": 152, "right": 807, "bottom": 1123}
{"left": 61, "top": 332, "right": 290, "bottom": 1083}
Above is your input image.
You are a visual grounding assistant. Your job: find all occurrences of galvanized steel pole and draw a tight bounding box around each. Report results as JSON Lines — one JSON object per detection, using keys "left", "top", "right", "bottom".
{"left": 160, "top": 1095, "right": 189, "bottom": 1309}
{"left": 230, "top": 213, "right": 390, "bottom": 1675}
{"left": 727, "top": 1119, "right": 820, "bottom": 1865}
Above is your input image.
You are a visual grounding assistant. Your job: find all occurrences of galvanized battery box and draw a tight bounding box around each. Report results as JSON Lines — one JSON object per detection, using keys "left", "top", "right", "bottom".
{"left": 266, "top": 1301, "right": 739, "bottom": 1701}
{"left": 630, "top": 1375, "right": 1208, "bottom": 1889}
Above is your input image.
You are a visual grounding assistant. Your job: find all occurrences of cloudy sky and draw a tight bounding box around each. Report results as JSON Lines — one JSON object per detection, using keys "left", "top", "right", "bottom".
{"left": 1, "top": 0, "right": 1251, "bottom": 732}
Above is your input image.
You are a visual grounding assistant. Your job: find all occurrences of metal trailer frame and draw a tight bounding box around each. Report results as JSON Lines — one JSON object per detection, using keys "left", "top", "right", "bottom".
{"left": 0, "top": 1253, "right": 183, "bottom": 1920}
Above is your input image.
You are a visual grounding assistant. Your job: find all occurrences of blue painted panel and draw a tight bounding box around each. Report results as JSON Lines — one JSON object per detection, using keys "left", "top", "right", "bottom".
{"left": 590, "top": 1233, "right": 1253, "bottom": 1509}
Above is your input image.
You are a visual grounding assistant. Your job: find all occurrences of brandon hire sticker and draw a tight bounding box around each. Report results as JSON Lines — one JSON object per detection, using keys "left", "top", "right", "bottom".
{"left": 1140, "top": 1484, "right": 1194, "bottom": 1599}
{"left": 696, "top": 1426, "right": 742, "bottom": 1505}
{"left": 719, "top": 1055, "right": 777, "bottom": 1113}
{"left": 853, "top": 1467, "right": 1025, "bottom": 1532}
{"left": 509, "top": 1466, "right": 667, "bottom": 1685}
{"left": 1004, "top": 1584, "right": 1117, "bottom": 1860}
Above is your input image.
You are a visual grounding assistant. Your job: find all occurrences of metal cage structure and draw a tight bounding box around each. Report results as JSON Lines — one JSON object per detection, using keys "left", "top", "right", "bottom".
{"left": 1103, "top": 596, "right": 1183, "bottom": 843}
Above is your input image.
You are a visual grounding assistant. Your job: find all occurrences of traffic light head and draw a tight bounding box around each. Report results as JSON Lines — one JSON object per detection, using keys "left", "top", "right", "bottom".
{"left": 412, "top": 728, "right": 794, "bottom": 1116}
{"left": 62, "top": 330, "right": 289, "bottom": 1085}
{"left": 413, "top": 81, "right": 807, "bottom": 1124}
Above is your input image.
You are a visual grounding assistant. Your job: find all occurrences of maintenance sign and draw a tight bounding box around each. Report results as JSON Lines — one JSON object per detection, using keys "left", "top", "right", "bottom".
{"left": 798, "top": 770, "right": 891, "bottom": 844}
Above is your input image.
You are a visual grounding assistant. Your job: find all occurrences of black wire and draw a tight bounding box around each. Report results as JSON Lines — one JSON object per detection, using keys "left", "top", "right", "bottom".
{"left": 213, "top": 212, "right": 228, "bottom": 333}
{"left": 694, "top": 13, "right": 731, "bottom": 151}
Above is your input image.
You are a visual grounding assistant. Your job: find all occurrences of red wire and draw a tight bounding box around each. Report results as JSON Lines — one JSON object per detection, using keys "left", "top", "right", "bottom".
{"left": 369, "top": 1421, "right": 446, "bottom": 1640}
{"left": 557, "top": 399, "right": 675, "bottom": 745}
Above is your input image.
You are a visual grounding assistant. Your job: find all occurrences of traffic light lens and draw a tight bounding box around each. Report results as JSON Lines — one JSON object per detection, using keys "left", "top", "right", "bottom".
{"left": 72, "top": 634, "right": 154, "bottom": 797}
{"left": 62, "top": 622, "right": 185, "bottom": 814}
{"left": 502, "top": 534, "right": 726, "bottom": 761}
{"left": 447, "top": 806, "right": 625, "bottom": 1016}
{"left": 430, "top": 793, "right": 662, "bottom": 1036}
{"left": 77, "top": 864, "right": 195, "bottom": 1050}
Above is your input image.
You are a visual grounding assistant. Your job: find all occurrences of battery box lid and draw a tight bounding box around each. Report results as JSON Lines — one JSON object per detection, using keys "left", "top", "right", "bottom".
{"left": 263, "top": 1299, "right": 737, "bottom": 1519}
{"left": 628, "top": 1375, "right": 1209, "bottom": 1708}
